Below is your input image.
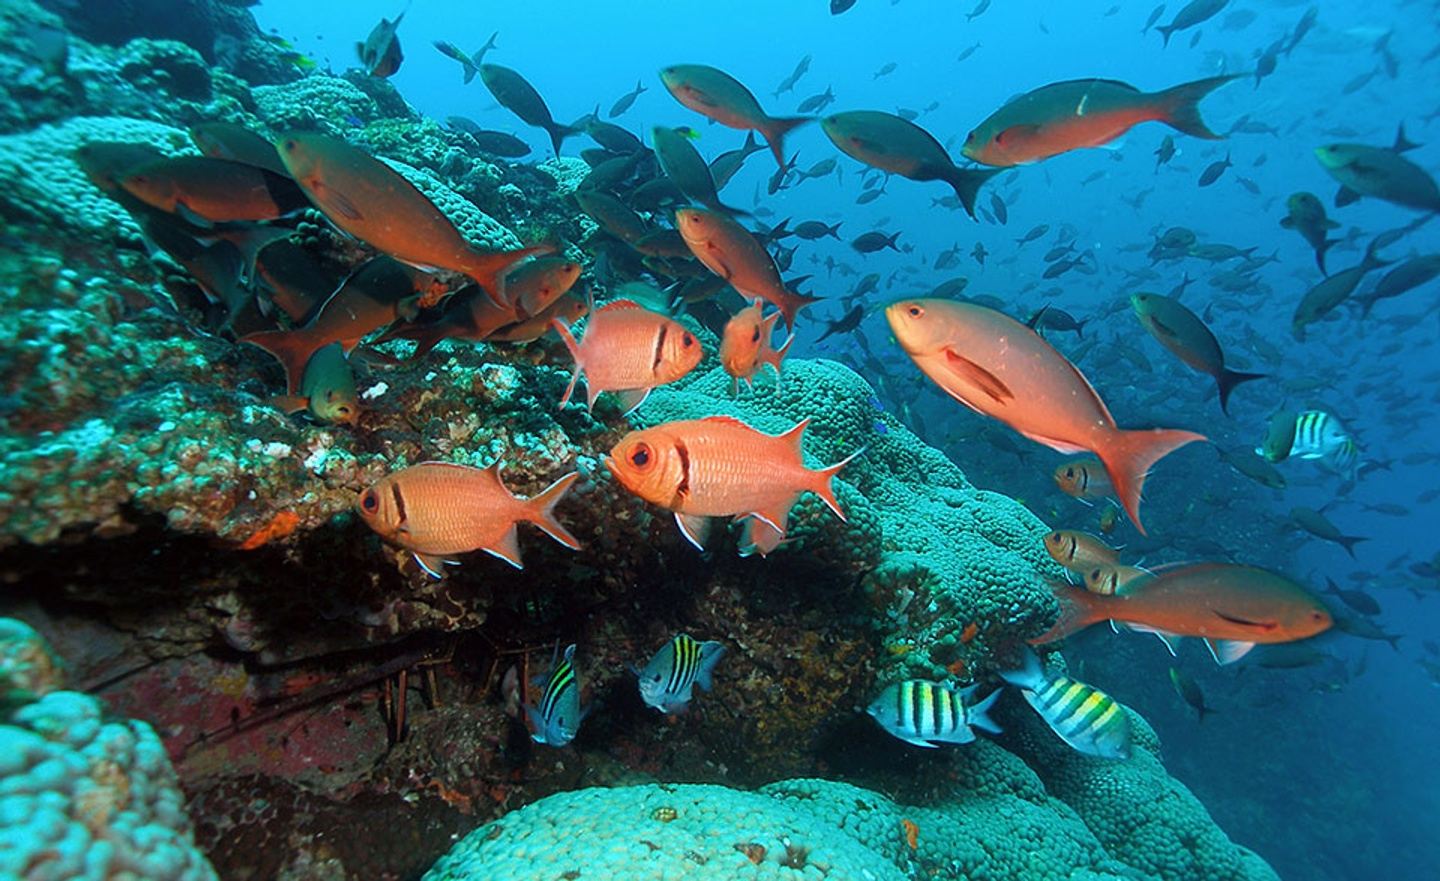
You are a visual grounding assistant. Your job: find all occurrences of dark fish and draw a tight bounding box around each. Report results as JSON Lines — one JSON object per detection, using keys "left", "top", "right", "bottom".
{"left": 1323, "top": 578, "right": 1380, "bottom": 616}
{"left": 1285, "top": 6, "right": 1318, "bottom": 55}
{"left": 989, "top": 192, "right": 1008, "bottom": 224}
{"left": 1356, "top": 255, "right": 1440, "bottom": 316}
{"left": 852, "top": 231, "right": 900, "bottom": 253}
{"left": 609, "top": 79, "right": 648, "bottom": 118}
{"left": 662, "top": 64, "right": 811, "bottom": 167}
{"left": 1289, "top": 506, "right": 1367, "bottom": 558}
{"left": 652, "top": 126, "right": 745, "bottom": 215}
{"left": 821, "top": 111, "right": 998, "bottom": 219}
{"left": 967, "top": 0, "right": 992, "bottom": 22}
{"left": 1131, "top": 292, "right": 1264, "bottom": 413}
{"left": 1168, "top": 668, "right": 1214, "bottom": 722}
{"left": 1279, "top": 192, "right": 1339, "bottom": 274}
{"left": 357, "top": 12, "right": 404, "bottom": 77}
{"left": 709, "top": 131, "right": 767, "bottom": 190}
{"left": 1141, "top": 4, "right": 1166, "bottom": 35}
{"left": 957, "top": 42, "right": 981, "bottom": 62}
{"left": 793, "top": 220, "right": 842, "bottom": 240}
{"left": 1015, "top": 224, "right": 1049, "bottom": 245}
{"left": 120, "top": 156, "right": 310, "bottom": 226}
{"left": 465, "top": 129, "right": 532, "bottom": 158}
{"left": 1155, "top": 0, "right": 1227, "bottom": 47}
{"left": 1316, "top": 127, "right": 1440, "bottom": 213}
{"left": 1292, "top": 241, "right": 1388, "bottom": 340}
{"left": 480, "top": 64, "right": 578, "bottom": 158}
{"left": 585, "top": 119, "right": 644, "bottom": 155}
{"left": 1026, "top": 305, "right": 1086, "bottom": 338}
{"left": 1197, "top": 152, "right": 1231, "bottom": 187}
{"left": 831, "top": 0, "right": 858, "bottom": 13}
{"left": 189, "top": 122, "right": 289, "bottom": 177}
{"left": 796, "top": 87, "right": 836, "bottom": 114}
{"left": 815, "top": 304, "right": 865, "bottom": 342}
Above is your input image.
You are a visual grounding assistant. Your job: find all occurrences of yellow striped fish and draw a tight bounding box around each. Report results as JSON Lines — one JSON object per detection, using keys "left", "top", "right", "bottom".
{"left": 866, "top": 680, "right": 1001, "bottom": 748}
{"left": 1001, "top": 650, "right": 1131, "bottom": 759}
{"left": 634, "top": 633, "right": 726, "bottom": 714}
{"left": 525, "top": 643, "right": 586, "bottom": 747}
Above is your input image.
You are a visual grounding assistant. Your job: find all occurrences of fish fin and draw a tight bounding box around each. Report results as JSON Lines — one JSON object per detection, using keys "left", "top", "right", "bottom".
{"left": 465, "top": 245, "right": 552, "bottom": 307}
{"left": 941, "top": 346, "right": 1015, "bottom": 404}
{"left": 614, "top": 387, "right": 651, "bottom": 414}
{"left": 809, "top": 446, "right": 863, "bottom": 521}
{"left": 1337, "top": 534, "right": 1367, "bottom": 559}
{"left": 675, "top": 512, "right": 711, "bottom": 550}
{"left": 998, "top": 646, "right": 1047, "bottom": 690}
{"left": 1215, "top": 369, "right": 1266, "bottom": 414}
{"left": 413, "top": 552, "right": 456, "bottom": 580}
{"left": 1128, "top": 624, "right": 1182, "bottom": 655}
{"left": 767, "top": 331, "right": 795, "bottom": 374}
{"left": 481, "top": 525, "right": 526, "bottom": 570}
{"left": 1030, "top": 582, "right": 1113, "bottom": 644}
{"left": 240, "top": 329, "right": 320, "bottom": 395}
{"left": 760, "top": 116, "right": 814, "bottom": 168}
{"left": 525, "top": 471, "right": 581, "bottom": 550}
{"left": 1204, "top": 639, "right": 1256, "bottom": 666}
{"left": 1095, "top": 427, "right": 1206, "bottom": 535}
{"left": 268, "top": 394, "right": 309, "bottom": 415}
{"left": 1393, "top": 123, "right": 1421, "bottom": 153}
{"left": 1335, "top": 186, "right": 1361, "bottom": 207}
{"left": 896, "top": 735, "right": 940, "bottom": 749}
{"left": 543, "top": 122, "right": 579, "bottom": 159}
{"left": 966, "top": 689, "right": 1003, "bottom": 735}
{"left": 939, "top": 165, "right": 1001, "bottom": 220}
{"left": 738, "top": 516, "right": 788, "bottom": 557}
{"left": 585, "top": 383, "right": 603, "bottom": 412}
{"left": 1155, "top": 75, "right": 1238, "bottom": 139}
{"left": 1278, "top": 216, "right": 1295, "bottom": 229}
{"left": 551, "top": 318, "right": 583, "bottom": 408}
{"left": 693, "top": 642, "right": 726, "bottom": 691}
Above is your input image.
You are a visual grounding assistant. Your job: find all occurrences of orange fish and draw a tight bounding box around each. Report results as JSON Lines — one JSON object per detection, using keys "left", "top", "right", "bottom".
{"left": 120, "top": 156, "right": 311, "bottom": 225}
{"left": 1083, "top": 563, "right": 1152, "bottom": 596}
{"left": 961, "top": 76, "right": 1238, "bottom": 167}
{"left": 243, "top": 255, "right": 433, "bottom": 393}
{"left": 886, "top": 299, "right": 1204, "bottom": 534}
{"left": 659, "top": 64, "right": 811, "bottom": 167}
{"left": 1035, "top": 562, "right": 1332, "bottom": 664}
{"left": 1053, "top": 457, "right": 1114, "bottom": 502}
{"left": 675, "top": 207, "right": 820, "bottom": 329}
{"left": 605, "top": 416, "right": 858, "bottom": 551}
{"left": 489, "top": 294, "right": 589, "bottom": 343}
{"left": 276, "top": 132, "right": 546, "bottom": 301}
{"left": 357, "top": 462, "right": 580, "bottom": 577}
{"left": 552, "top": 299, "right": 702, "bottom": 414}
{"left": 901, "top": 818, "right": 919, "bottom": 850}
{"left": 1043, "top": 529, "right": 1121, "bottom": 573}
{"left": 720, "top": 300, "right": 793, "bottom": 391}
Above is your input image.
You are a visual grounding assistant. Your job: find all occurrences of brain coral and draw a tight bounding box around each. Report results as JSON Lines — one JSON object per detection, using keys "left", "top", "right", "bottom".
{"left": 0, "top": 115, "right": 194, "bottom": 240}
{"left": 632, "top": 358, "right": 1066, "bottom": 684}
{"left": 0, "top": 618, "right": 218, "bottom": 880}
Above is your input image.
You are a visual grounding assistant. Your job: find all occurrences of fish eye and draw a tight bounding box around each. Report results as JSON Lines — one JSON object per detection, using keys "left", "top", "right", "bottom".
{"left": 682, "top": 333, "right": 694, "bottom": 347}
{"left": 750, "top": 328, "right": 761, "bottom": 343}
{"left": 1065, "top": 468, "right": 1074, "bottom": 478}
{"left": 360, "top": 490, "right": 378, "bottom": 512}
{"left": 907, "top": 305, "right": 923, "bottom": 317}
{"left": 652, "top": 674, "right": 662, "bottom": 682}
{"left": 630, "top": 443, "right": 651, "bottom": 468}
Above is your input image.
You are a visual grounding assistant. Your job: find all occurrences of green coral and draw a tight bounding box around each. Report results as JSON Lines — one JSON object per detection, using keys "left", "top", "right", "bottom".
{"left": 0, "top": 619, "right": 218, "bottom": 880}
{"left": 384, "top": 158, "right": 524, "bottom": 252}
{"left": 252, "top": 74, "right": 379, "bottom": 133}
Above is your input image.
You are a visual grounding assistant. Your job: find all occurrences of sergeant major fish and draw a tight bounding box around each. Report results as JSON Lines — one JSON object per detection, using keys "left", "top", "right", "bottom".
{"left": 527, "top": 643, "right": 587, "bottom": 747}
{"left": 1000, "top": 649, "right": 1131, "bottom": 759}
{"left": 633, "top": 634, "right": 726, "bottom": 714}
{"left": 866, "top": 680, "right": 1001, "bottom": 748}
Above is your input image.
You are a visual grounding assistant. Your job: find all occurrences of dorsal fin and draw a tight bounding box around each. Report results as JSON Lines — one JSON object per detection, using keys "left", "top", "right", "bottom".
{"left": 776, "top": 418, "right": 810, "bottom": 457}
{"left": 700, "top": 414, "right": 755, "bottom": 430}
{"left": 596, "top": 298, "right": 647, "bottom": 314}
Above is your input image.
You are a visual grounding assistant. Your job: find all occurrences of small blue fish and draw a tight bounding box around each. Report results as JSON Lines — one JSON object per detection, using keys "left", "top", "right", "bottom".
{"left": 867, "top": 680, "right": 1001, "bottom": 748}
{"left": 634, "top": 634, "right": 725, "bottom": 714}
{"left": 873, "top": 420, "right": 889, "bottom": 435}
{"left": 526, "top": 643, "right": 586, "bottom": 746}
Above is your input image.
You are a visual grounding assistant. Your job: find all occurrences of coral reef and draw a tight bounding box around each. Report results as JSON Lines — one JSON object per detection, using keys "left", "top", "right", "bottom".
{"left": 0, "top": 618, "right": 218, "bottom": 880}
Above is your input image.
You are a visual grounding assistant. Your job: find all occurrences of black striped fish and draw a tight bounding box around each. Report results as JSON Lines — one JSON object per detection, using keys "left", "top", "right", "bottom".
{"left": 1001, "top": 650, "right": 1131, "bottom": 759}
{"left": 525, "top": 643, "right": 586, "bottom": 747}
{"left": 866, "top": 680, "right": 1001, "bottom": 748}
{"left": 634, "top": 634, "right": 726, "bottom": 714}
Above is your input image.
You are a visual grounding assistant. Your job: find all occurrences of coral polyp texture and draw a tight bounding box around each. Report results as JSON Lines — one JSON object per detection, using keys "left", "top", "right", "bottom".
{"left": 0, "top": 618, "right": 218, "bottom": 880}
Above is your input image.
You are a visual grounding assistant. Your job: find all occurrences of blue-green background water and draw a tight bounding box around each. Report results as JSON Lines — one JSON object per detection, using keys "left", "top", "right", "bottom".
{"left": 247, "top": 1, "right": 1439, "bottom": 877}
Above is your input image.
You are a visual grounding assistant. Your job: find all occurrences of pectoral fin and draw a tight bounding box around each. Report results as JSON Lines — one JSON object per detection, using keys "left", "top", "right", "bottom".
{"left": 1205, "top": 639, "right": 1256, "bottom": 665}
{"left": 942, "top": 347, "right": 1014, "bottom": 403}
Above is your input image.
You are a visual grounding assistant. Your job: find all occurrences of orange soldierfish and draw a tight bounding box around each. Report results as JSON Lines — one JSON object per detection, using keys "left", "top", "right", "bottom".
{"left": 120, "top": 155, "right": 311, "bottom": 225}
{"left": 552, "top": 299, "right": 702, "bottom": 414}
{"left": 1043, "top": 529, "right": 1121, "bottom": 573}
{"left": 961, "top": 76, "right": 1238, "bottom": 168}
{"left": 243, "top": 255, "right": 433, "bottom": 393}
{"left": 675, "top": 207, "right": 820, "bottom": 329}
{"left": 886, "top": 299, "right": 1204, "bottom": 534}
{"left": 605, "top": 416, "right": 858, "bottom": 551}
{"left": 357, "top": 462, "right": 580, "bottom": 577}
{"left": 1035, "top": 562, "right": 1332, "bottom": 664}
{"left": 276, "top": 132, "right": 546, "bottom": 302}
{"left": 1053, "top": 457, "right": 1114, "bottom": 502}
{"left": 720, "top": 299, "right": 793, "bottom": 391}
{"left": 659, "top": 64, "right": 812, "bottom": 167}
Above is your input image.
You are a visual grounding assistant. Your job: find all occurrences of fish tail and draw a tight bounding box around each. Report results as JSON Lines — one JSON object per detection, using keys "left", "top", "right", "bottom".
{"left": 1337, "top": 533, "right": 1368, "bottom": 559}
{"left": 1154, "top": 75, "right": 1239, "bottom": 139}
{"left": 999, "top": 646, "right": 1047, "bottom": 689}
{"left": 525, "top": 471, "right": 582, "bottom": 550}
{"left": 551, "top": 318, "right": 583, "bottom": 408}
{"left": 809, "top": 446, "right": 864, "bottom": 521}
{"left": 1316, "top": 238, "right": 1336, "bottom": 277}
{"left": 1030, "top": 583, "right": 1113, "bottom": 644}
{"left": 967, "top": 688, "right": 1003, "bottom": 735}
{"left": 544, "top": 122, "right": 579, "bottom": 160}
{"left": 767, "top": 332, "right": 795, "bottom": 374}
{"left": 1216, "top": 369, "right": 1266, "bottom": 414}
{"left": 465, "top": 244, "right": 552, "bottom": 306}
{"left": 761, "top": 116, "right": 814, "bottom": 168}
{"left": 939, "top": 165, "right": 1001, "bottom": 220}
{"left": 779, "top": 291, "right": 823, "bottom": 330}
{"left": 240, "top": 329, "right": 319, "bottom": 395}
{"left": 1096, "top": 427, "right": 1207, "bottom": 534}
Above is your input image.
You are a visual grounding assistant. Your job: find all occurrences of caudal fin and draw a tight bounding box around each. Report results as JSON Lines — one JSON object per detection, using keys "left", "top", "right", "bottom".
{"left": 550, "top": 318, "right": 584, "bottom": 409}
{"left": 761, "top": 116, "right": 814, "bottom": 168}
{"left": 1155, "top": 75, "right": 1240, "bottom": 140}
{"left": 1155, "top": 23, "right": 1177, "bottom": 47}
{"left": 1336, "top": 534, "right": 1367, "bottom": 559}
{"left": 525, "top": 472, "right": 581, "bottom": 550}
{"left": 808, "top": 446, "right": 864, "bottom": 521}
{"left": 1216, "top": 369, "right": 1266, "bottom": 414}
{"left": 1029, "top": 583, "right": 1114, "bottom": 645}
{"left": 241, "top": 329, "right": 321, "bottom": 394}
{"left": 941, "top": 165, "right": 1001, "bottom": 220}
{"left": 463, "top": 244, "right": 552, "bottom": 306}
{"left": 1096, "top": 427, "right": 1207, "bottom": 534}
{"left": 543, "top": 123, "right": 579, "bottom": 160}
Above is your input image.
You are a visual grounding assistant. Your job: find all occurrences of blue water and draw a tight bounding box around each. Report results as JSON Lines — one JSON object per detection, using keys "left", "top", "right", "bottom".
{"left": 253, "top": 2, "right": 1440, "bottom": 878}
